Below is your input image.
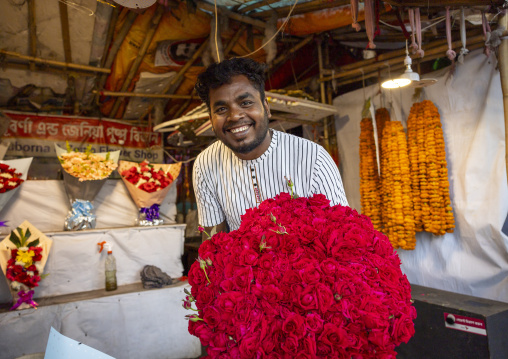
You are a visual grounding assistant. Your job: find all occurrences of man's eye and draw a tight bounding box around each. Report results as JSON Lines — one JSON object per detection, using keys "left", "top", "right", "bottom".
{"left": 241, "top": 101, "right": 253, "bottom": 106}
{"left": 214, "top": 107, "right": 227, "bottom": 114}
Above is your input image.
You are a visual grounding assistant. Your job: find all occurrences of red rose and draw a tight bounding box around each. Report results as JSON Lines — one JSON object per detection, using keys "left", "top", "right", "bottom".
{"left": 391, "top": 309, "right": 416, "bottom": 343}
{"left": 297, "top": 285, "right": 319, "bottom": 311}
{"left": 282, "top": 313, "right": 306, "bottom": 338}
{"left": 318, "top": 323, "right": 350, "bottom": 350}
{"left": 238, "top": 333, "right": 260, "bottom": 359}
{"left": 305, "top": 313, "right": 324, "bottom": 333}
{"left": 194, "top": 322, "right": 213, "bottom": 346}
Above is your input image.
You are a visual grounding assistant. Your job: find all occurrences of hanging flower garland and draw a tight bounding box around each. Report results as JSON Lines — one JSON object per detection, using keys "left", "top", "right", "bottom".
{"left": 380, "top": 121, "right": 416, "bottom": 250}
{"left": 407, "top": 100, "right": 455, "bottom": 236}
{"left": 359, "top": 118, "right": 382, "bottom": 231}
{"left": 375, "top": 107, "right": 391, "bottom": 167}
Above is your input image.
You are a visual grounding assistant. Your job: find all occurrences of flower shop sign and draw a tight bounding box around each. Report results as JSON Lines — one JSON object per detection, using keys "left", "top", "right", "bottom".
{"left": 2, "top": 111, "right": 163, "bottom": 162}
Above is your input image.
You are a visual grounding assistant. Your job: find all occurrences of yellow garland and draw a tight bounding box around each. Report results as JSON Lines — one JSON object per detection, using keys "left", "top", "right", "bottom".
{"left": 380, "top": 122, "right": 416, "bottom": 250}
{"left": 359, "top": 118, "right": 382, "bottom": 230}
{"left": 407, "top": 100, "right": 455, "bottom": 235}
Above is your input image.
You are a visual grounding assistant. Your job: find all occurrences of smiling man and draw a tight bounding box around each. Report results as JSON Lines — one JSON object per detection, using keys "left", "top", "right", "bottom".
{"left": 193, "top": 58, "right": 348, "bottom": 240}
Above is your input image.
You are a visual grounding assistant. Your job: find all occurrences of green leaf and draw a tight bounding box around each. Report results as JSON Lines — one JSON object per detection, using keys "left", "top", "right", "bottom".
{"left": 16, "top": 227, "right": 26, "bottom": 246}
{"left": 9, "top": 231, "right": 21, "bottom": 248}
{"left": 66, "top": 141, "right": 72, "bottom": 153}
{"left": 210, "top": 227, "right": 217, "bottom": 237}
{"left": 27, "top": 238, "right": 40, "bottom": 248}
{"left": 40, "top": 273, "right": 50, "bottom": 279}
{"left": 25, "top": 228, "right": 32, "bottom": 241}
{"left": 106, "top": 152, "right": 110, "bottom": 161}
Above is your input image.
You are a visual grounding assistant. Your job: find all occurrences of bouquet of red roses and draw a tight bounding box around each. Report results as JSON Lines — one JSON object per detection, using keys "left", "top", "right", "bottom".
{"left": 118, "top": 160, "right": 181, "bottom": 225}
{"left": 0, "top": 158, "right": 33, "bottom": 213}
{"left": 0, "top": 163, "right": 24, "bottom": 193}
{"left": 186, "top": 191, "right": 416, "bottom": 358}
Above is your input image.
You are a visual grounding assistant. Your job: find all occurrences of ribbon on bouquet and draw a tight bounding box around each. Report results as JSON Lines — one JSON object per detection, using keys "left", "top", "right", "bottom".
{"left": 64, "top": 199, "right": 96, "bottom": 231}
{"left": 140, "top": 204, "right": 161, "bottom": 221}
{"left": 10, "top": 290, "right": 38, "bottom": 310}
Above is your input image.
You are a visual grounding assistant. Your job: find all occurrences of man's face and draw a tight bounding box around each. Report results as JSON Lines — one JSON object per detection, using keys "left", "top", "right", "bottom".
{"left": 209, "top": 75, "right": 271, "bottom": 160}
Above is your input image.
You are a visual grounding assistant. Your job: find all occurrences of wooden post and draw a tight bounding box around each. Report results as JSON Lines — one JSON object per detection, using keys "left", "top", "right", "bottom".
{"left": 59, "top": 1, "right": 72, "bottom": 63}
{"left": 27, "top": 0, "right": 37, "bottom": 71}
{"left": 498, "top": 13, "right": 508, "bottom": 184}
{"left": 109, "top": 5, "right": 165, "bottom": 118}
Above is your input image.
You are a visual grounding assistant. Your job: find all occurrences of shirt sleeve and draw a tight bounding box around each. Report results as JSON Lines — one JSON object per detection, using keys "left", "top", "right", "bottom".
{"left": 193, "top": 157, "right": 226, "bottom": 227}
{"left": 310, "top": 147, "right": 349, "bottom": 206}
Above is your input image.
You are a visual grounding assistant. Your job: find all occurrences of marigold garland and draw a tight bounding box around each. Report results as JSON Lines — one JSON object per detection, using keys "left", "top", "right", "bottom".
{"left": 407, "top": 100, "right": 454, "bottom": 236}
{"left": 380, "top": 122, "right": 416, "bottom": 250}
{"left": 375, "top": 108, "right": 391, "bottom": 163}
{"left": 359, "top": 118, "right": 382, "bottom": 230}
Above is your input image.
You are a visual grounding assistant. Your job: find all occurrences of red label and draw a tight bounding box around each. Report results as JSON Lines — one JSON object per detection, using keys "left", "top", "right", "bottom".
{"left": 444, "top": 313, "right": 487, "bottom": 336}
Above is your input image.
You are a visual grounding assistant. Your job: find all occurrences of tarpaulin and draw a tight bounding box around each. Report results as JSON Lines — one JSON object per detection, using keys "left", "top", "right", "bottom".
{"left": 333, "top": 49, "right": 508, "bottom": 302}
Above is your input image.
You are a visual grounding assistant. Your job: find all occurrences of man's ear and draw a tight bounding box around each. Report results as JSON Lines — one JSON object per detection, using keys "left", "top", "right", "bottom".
{"left": 264, "top": 98, "right": 271, "bottom": 118}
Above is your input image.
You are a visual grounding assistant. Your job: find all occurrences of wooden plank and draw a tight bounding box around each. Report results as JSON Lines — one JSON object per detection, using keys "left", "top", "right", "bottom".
{"left": 94, "top": 90, "right": 193, "bottom": 99}
{"left": 255, "top": 0, "right": 349, "bottom": 19}
{"left": 238, "top": 0, "right": 282, "bottom": 14}
{"left": 384, "top": 0, "right": 503, "bottom": 6}
{"left": 0, "top": 281, "right": 188, "bottom": 312}
{"left": 59, "top": 1, "right": 72, "bottom": 63}
{"left": 109, "top": 5, "right": 165, "bottom": 118}
{"left": 197, "top": 0, "right": 266, "bottom": 29}
{"left": 27, "top": 0, "right": 36, "bottom": 71}
{"left": 270, "top": 35, "right": 313, "bottom": 69}
{"left": 224, "top": 24, "right": 247, "bottom": 56}
{"left": 0, "top": 49, "right": 111, "bottom": 73}
{"left": 320, "top": 33, "right": 485, "bottom": 83}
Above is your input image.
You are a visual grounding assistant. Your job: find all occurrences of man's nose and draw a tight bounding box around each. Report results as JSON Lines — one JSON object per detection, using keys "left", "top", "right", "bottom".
{"left": 229, "top": 105, "right": 244, "bottom": 121}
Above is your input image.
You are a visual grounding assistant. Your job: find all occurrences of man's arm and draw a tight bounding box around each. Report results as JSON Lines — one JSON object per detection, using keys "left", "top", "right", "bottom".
{"left": 202, "top": 221, "right": 228, "bottom": 241}
{"left": 310, "top": 147, "right": 349, "bottom": 206}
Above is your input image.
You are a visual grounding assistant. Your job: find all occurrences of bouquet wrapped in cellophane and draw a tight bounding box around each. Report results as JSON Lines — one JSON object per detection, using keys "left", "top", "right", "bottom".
{"left": 0, "top": 220, "right": 52, "bottom": 310}
{"left": 55, "top": 143, "right": 119, "bottom": 230}
{"left": 0, "top": 158, "right": 33, "bottom": 213}
{"left": 118, "top": 160, "right": 181, "bottom": 226}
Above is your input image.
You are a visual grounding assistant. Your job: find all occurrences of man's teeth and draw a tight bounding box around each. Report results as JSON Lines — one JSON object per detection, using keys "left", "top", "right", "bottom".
{"left": 230, "top": 125, "right": 249, "bottom": 134}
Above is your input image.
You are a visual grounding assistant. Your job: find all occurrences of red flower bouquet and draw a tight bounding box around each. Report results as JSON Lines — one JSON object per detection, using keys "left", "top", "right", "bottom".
{"left": 186, "top": 192, "right": 416, "bottom": 358}
{"left": 0, "top": 158, "right": 32, "bottom": 213}
{"left": 118, "top": 160, "right": 181, "bottom": 225}
{"left": 120, "top": 160, "right": 175, "bottom": 193}
{"left": 0, "top": 163, "right": 24, "bottom": 193}
{"left": 0, "top": 221, "right": 53, "bottom": 310}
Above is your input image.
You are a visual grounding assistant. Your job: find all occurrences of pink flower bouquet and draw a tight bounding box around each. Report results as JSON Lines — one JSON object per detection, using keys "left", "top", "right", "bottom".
{"left": 186, "top": 192, "right": 416, "bottom": 358}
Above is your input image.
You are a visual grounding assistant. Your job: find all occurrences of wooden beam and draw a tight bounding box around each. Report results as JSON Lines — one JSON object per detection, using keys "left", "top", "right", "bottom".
{"left": 238, "top": 0, "right": 282, "bottom": 14}
{"left": 59, "top": 1, "right": 72, "bottom": 63}
{"left": 0, "top": 61, "right": 98, "bottom": 77}
{"left": 255, "top": 0, "right": 349, "bottom": 19}
{"left": 384, "top": 0, "right": 503, "bottom": 7}
{"left": 224, "top": 24, "right": 247, "bottom": 56}
{"left": 109, "top": 5, "right": 165, "bottom": 118}
{"left": 101, "top": 7, "right": 120, "bottom": 68}
{"left": 0, "top": 50, "right": 111, "bottom": 73}
{"left": 94, "top": 90, "right": 193, "bottom": 99}
{"left": 320, "top": 33, "right": 485, "bottom": 83}
{"left": 334, "top": 40, "right": 484, "bottom": 88}
{"left": 270, "top": 35, "right": 313, "bottom": 69}
{"left": 196, "top": 0, "right": 266, "bottom": 29}
{"left": 27, "top": 0, "right": 37, "bottom": 71}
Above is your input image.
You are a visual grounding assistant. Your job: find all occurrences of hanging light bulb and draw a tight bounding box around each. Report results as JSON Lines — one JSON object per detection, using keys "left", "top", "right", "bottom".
{"left": 381, "top": 41, "right": 420, "bottom": 89}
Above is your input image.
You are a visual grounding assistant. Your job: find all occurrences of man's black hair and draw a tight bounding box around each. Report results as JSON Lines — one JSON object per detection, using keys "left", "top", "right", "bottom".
{"left": 195, "top": 58, "right": 266, "bottom": 110}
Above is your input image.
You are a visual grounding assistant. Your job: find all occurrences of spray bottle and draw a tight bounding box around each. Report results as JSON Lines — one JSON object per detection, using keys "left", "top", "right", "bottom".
{"left": 98, "top": 241, "right": 117, "bottom": 291}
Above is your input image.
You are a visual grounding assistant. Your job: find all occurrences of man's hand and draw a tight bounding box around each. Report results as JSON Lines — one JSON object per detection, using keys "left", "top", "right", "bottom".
{"left": 202, "top": 221, "right": 227, "bottom": 242}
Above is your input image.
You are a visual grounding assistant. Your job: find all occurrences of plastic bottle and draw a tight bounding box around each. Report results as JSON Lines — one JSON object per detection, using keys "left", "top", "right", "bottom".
{"left": 98, "top": 241, "right": 118, "bottom": 291}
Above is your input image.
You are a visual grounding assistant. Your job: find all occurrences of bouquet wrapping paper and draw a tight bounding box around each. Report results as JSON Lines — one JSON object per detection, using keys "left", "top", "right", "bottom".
{"left": 118, "top": 160, "right": 181, "bottom": 226}
{"left": 55, "top": 144, "right": 120, "bottom": 230}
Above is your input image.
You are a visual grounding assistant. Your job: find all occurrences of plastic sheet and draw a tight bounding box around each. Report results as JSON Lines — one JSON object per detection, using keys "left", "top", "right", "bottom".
{"left": 333, "top": 49, "right": 508, "bottom": 302}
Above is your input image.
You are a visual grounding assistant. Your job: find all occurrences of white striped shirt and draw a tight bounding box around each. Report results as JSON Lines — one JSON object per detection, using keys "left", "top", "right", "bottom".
{"left": 193, "top": 130, "right": 349, "bottom": 231}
